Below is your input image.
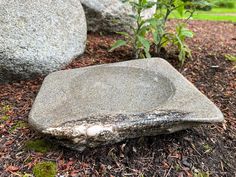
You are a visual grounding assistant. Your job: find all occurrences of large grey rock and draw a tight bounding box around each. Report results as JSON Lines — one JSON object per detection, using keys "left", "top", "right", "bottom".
{"left": 80, "top": 0, "right": 155, "bottom": 32}
{"left": 0, "top": 0, "right": 87, "bottom": 83}
{"left": 29, "top": 58, "right": 224, "bottom": 151}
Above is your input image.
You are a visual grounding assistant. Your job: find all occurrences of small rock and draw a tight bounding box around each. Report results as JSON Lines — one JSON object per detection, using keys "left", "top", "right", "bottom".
{"left": 182, "top": 157, "right": 192, "bottom": 168}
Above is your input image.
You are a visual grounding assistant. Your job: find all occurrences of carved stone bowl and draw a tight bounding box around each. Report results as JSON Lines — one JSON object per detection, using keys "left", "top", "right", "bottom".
{"left": 29, "top": 58, "right": 223, "bottom": 151}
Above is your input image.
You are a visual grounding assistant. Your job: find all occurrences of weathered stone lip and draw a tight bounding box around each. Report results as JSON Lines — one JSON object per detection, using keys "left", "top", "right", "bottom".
{"left": 28, "top": 58, "right": 224, "bottom": 149}
{"left": 29, "top": 109, "right": 223, "bottom": 134}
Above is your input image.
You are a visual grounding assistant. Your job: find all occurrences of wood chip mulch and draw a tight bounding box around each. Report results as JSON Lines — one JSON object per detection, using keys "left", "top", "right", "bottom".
{"left": 0, "top": 20, "right": 235, "bottom": 177}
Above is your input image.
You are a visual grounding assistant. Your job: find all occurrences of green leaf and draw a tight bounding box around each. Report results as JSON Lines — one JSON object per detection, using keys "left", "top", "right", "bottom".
{"left": 225, "top": 55, "right": 236, "bottom": 62}
{"left": 178, "top": 25, "right": 193, "bottom": 38}
{"left": 137, "top": 36, "right": 151, "bottom": 58}
{"left": 148, "top": 18, "right": 158, "bottom": 27}
{"left": 139, "top": 25, "right": 149, "bottom": 36}
{"left": 181, "top": 29, "right": 194, "bottom": 38}
{"left": 174, "top": 0, "right": 185, "bottom": 17}
{"left": 116, "top": 31, "right": 129, "bottom": 37}
{"left": 152, "top": 31, "right": 160, "bottom": 45}
{"left": 138, "top": 36, "right": 150, "bottom": 51}
{"left": 144, "top": 49, "right": 151, "bottom": 58}
{"left": 143, "top": 1, "right": 156, "bottom": 9}
{"left": 161, "top": 35, "right": 170, "bottom": 47}
{"left": 178, "top": 45, "right": 191, "bottom": 65}
{"left": 109, "top": 40, "right": 127, "bottom": 52}
{"left": 128, "top": 14, "right": 136, "bottom": 19}
{"left": 178, "top": 48, "right": 186, "bottom": 64}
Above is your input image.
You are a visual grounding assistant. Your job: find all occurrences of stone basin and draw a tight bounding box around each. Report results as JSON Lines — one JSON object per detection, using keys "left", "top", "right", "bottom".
{"left": 29, "top": 58, "right": 224, "bottom": 151}
{"left": 71, "top": 66, "right": 175, "bottom": 114}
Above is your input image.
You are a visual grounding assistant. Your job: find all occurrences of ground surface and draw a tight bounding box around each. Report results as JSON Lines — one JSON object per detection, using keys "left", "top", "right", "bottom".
{"left": 172, "top": 7, "right": 236, "bottom": 22}
{"left": 0, "top": 20, "right": 235, "bottom": 177}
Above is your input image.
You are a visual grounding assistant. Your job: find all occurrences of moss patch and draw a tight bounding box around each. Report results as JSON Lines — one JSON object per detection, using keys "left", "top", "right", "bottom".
{"left": 0, "top": 104, "right": 11, "bottom": 113}
{"left": 0, "top": 104, "right": 12, "bottom": 122}
{"left": 193, "top": 171, "right": 210, "bottom": 177}
{"left": 1, "top": 115, "right": 9, "bottom": 121}
{"left": 24, "top": 139, "right": 53, "bottom": 153}
{"left": 33, "top": 161, "right": 57, "bottom": 177}
{"left": 10, "top": 121, "right": 28, "bottom": 132}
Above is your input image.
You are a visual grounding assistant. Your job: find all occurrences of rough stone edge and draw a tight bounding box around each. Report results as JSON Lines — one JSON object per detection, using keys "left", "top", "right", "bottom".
{"left": 40, "top": 110, "right": 209, "bottom": 151}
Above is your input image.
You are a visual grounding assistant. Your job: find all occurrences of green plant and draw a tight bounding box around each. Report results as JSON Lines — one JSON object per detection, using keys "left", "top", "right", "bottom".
{"left": 172, "top": 24, "right": 193, "bottom": 64}
{"left": 110, "top": 0, "right": 155, "bottom": 58}
{"left": 9, "top": 121, "right": 28, "bottom": 133}
{"left": 225, "top": 54, "right": 236, "bottom": 62}
{"left": 183, "top": 0, "right": 212, "bottom": 11}
{"left": 33, "top": 161, "right": 57, "bottom": 177}
{"left": 148, "top": 0, "right": 195, "bottom": 63}
{"left": 110, "top": 0, "right": 209, "bottom": 64}
{"left": 225, "top": 54, "right": 236, "bottom": 69}
{"left": 25, "top": 139, "right": 53, "bottom": 153}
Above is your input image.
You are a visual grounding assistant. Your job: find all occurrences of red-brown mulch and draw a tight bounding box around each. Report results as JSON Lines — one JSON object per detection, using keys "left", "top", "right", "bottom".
{"left": 0, "top": 20, "right": 235, "bottom": 177}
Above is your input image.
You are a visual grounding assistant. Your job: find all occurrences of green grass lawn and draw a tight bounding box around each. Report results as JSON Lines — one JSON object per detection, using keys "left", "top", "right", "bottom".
{"left": 208, "top": 7, "right": 236, "bottom": 13}
{"left": 171, "top": 7, "right": 236, "bottom": 22}
{"left": 191, "top": 12, "right": 236, "bottom": 22}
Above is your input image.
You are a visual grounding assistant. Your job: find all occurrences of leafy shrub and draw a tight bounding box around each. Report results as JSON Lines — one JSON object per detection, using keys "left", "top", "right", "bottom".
{"left": 183, "top": 0, "right": 212, "bottom": 11}
{"left": 110, "top": 0, "right": 208, "bottom": 64}
{"left": 148, "top": 0, "right": 195, "bottom": 64}
{"left": 110, "top": 0, "right": 155, "bottom": 58}
{"left": 214, "top": 0, "right": 235, "bottom": 8}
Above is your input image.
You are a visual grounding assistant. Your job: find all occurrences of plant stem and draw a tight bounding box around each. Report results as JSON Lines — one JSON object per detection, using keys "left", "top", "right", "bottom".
{"left": 133, "top": 5, "right": 142, "bottom": 58}
{"left": 155, "top": 0, "right": 175, "bottom": 55}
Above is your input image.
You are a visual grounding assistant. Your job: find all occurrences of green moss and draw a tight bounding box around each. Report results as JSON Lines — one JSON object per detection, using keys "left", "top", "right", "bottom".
{"left": 1, "top": 104, "right": 11, "bottom": 113}
{"left": 10, "top": 121, "right": 28, "bottom": 132}
{"left": 13, "top": 172, "right": 32, "bottom": 177}
{"left": 203, "top": 143, "right": 212, "bottom": 153}
{"left": 174, "top": 163, "right": 181, "bottom": 171}
{"left": 33, "top": 161, "right": 57, "bottom": 177}
{"left": 25, "top": 139, "right": 53, "bottom": 153}
{"left": 1, "top": 115, "right": 9, "bottom": 121}
{"left": 193, "top": 171, "right": 210, "bottom": 177}
{"left": 0, "top": 104, "right": 12, "bottom": 122}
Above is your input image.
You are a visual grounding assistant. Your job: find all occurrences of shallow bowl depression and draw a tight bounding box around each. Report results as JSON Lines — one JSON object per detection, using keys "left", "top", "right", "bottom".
{"left": 70, "top": 66, "right": 175, "bottom": 114}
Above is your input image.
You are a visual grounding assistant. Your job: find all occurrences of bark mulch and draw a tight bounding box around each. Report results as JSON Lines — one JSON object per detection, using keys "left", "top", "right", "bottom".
{"left": 0, "top": 20, "right": 235, "bottom": 177}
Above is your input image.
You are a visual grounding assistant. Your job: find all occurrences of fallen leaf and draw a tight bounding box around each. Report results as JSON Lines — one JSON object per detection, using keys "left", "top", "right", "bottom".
{"left": 6, "top": 165, "right": 19, "bottom": 172}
